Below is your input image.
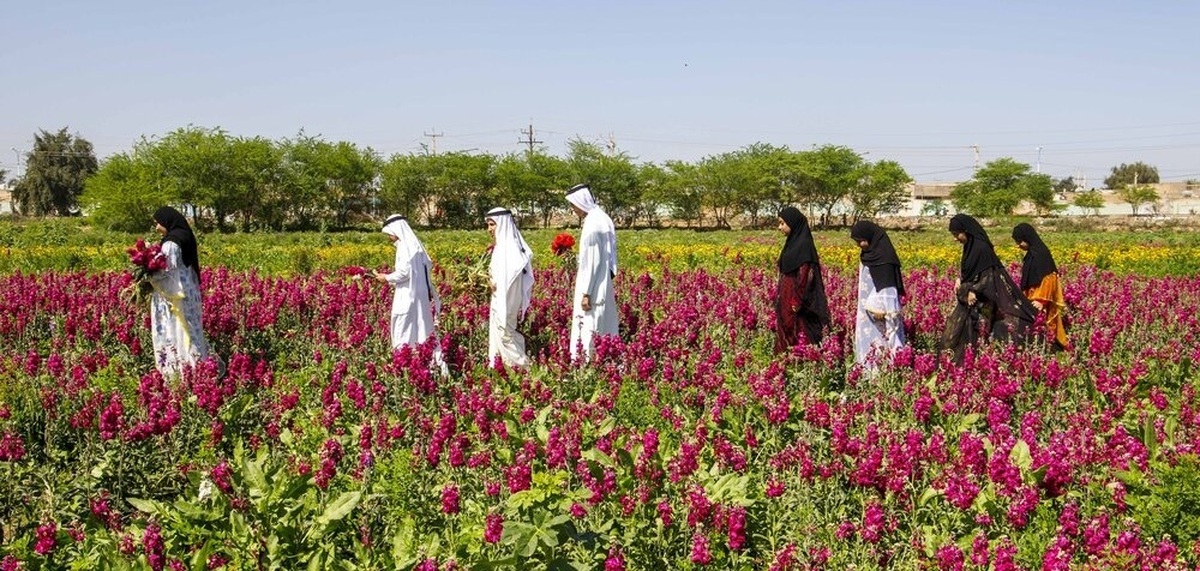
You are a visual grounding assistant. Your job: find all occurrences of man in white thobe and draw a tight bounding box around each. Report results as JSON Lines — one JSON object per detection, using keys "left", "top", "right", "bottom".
{"left": 374, "top": 215, "right": 442, "bottom": 360}
{"left": 485, "top": 208, "right": 533, "bottom": 368}
{"left": 565, "top": 184, "right": 619, "bottom": 360}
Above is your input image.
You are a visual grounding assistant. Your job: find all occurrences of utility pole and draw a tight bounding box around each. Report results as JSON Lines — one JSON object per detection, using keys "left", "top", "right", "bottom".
{"left": 971, "top": 145, "right": 980, "bottom": 172}
{"left": 10, "top": 147, "right": 21, "bottom": 179}
{"left": 605, "top": 132, "right": 616, "bottom": 156}
{"left": 423, "top": 130, "right": 443, "bottom": 155}
{"left": 519, "top": 123, "right": 542, "bottom": 153}
{"left": 1036, "top": 146, "right": 1043, "bottom": 173}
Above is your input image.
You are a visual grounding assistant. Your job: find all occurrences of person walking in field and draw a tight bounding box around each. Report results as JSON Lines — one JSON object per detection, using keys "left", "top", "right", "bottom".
{"left": 850, "top": 220, "right": 906, "bottom": 368}
{"left": 1012, "top": 223, "right": 1070, "bottom": 350}
{"left": 485, "top": 207, "right": 533, "bottom": 368}
{"left": 774, "top": 207, "right": 830, "bottom": 353}
{"left": 149, "top": 206, "right": 221, "bottom": 378}
{"left": 565, "top": 184, "right": 619, "bottom": 361}
{"left": 372, "top": 214, "right": 444, "bottom": 363}
{"left": 940, "top": 214, "right": 1036, "bottom": 363}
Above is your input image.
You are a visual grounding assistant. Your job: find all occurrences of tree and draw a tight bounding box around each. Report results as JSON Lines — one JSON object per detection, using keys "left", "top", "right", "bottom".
{"left": 660, "top": 160, "right": 703, "bottom": 227}
{"left": 12, "top": 128, "right": 98, "bottom": 216}
{"left": 429, "top": 151, "right": 497, "bottom": 228}
{"left": 847, "top": 160, "right": 912, "bottom": 221}
{"left": 565, "top": 139, "right": 639, "bottom": 227}
{"left": 82, "top": 152, "right": 168, "bottom": 231}
{"left": 1104, "top": 162, "right": 1159, "bottom": 189}
{"left": 379, "top": 153, "right": 437, "bottom": 224}
{"left": 695, "top": 151, "right": 753, "bottom": 229}
{"left": 1117, "top": 184, "right": 1160, "bottom": 216}
{"left": 789, "top": 145, "right": 864, "bottom": 227}
{"left": 950, "top": 158, "right": 1032, "bottom": 216}
{"left": 1019, "top": 173, "right": 1064, "bottom": 216}
{"left": 1054, "top": 176, "right": 1078, "bottom": 194}
{"left": 1072, "top": 190, "right": 1104, "bottom": 216}
{"left": 494, "top": 150, "right": 569, "bottom": 228}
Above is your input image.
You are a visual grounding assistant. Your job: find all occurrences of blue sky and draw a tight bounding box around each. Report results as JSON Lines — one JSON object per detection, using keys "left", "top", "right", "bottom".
{"left": 3, "top": 0, "right": 1198, "bottom": 185}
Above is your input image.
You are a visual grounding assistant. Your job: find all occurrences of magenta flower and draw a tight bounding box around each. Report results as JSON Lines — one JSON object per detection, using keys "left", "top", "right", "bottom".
{"left": 441, "top": 484, "right": 460, "bottom": 514}
{"left": 483, "top": 513, "right": 503, "bottom": 544}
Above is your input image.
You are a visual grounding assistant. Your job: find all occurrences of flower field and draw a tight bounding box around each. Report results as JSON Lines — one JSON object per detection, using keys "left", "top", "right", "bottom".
{"left": 2, "top": 227, "right": 1200, "bottom": 569}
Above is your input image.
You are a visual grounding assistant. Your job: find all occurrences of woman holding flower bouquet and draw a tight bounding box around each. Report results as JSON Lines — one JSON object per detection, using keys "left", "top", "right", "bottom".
{"left": 149, "top": 206, "right": 218, "bottom": 377}
{"left": 566, "top": 184, "right": 619, "bottom": 361}
{"left": 485, "top": 208, "right": 534, "bottom": 368}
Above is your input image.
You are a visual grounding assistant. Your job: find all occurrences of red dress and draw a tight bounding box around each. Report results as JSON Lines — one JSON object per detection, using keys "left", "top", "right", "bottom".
{"left": 775, "top": 262, "right": 825, "bottom": 352}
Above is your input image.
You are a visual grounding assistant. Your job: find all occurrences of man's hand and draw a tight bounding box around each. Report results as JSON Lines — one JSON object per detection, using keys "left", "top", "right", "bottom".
{"left": 867, "top": 309, "right": 887, "bottom": 322}
{"left": 581, "top": 294, "right": 592, "bottom": 311}
{"left": 966, "top": 291, "right": 977, "bottom": 306}
{"left": 373, "top": 271, "right": 389, "bottom": 284}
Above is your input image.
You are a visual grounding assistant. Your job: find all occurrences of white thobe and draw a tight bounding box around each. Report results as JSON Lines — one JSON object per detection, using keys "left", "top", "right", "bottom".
{"left": 150, "top": 242, "right": 216, "bottom": 378}
{"left": 854, "top": 264, "right": 905, "bottom": 368}
{"left": 571, "top": 210, "right": 618, "bottom": 360}
{"left": 488, "top": 269, "right": 530, "bottom": 368}
{"left": 385, "top": 246, "right": 440, "bottom": 351}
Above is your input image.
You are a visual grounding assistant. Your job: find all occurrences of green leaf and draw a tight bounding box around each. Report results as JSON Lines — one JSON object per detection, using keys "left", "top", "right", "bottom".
{"left": 1010, "top": 440, "right": 1032, "bottom": 473}
{"left": 392, "top": 517, "right": 417, "bottom": 563}
{"left": 244, "top": 453, "right": 268, "bottom": 494}
{"left": 918, "top": 486, "right": 941, "bottom": 507}
{"left": 318, "top": 491, "right": 361, "bottom": 524}
{"left": 956, "top": 413, "right": 981, "bottom": 433}
{"left": 127, "top": 498, "right": 162, "bottom": 515}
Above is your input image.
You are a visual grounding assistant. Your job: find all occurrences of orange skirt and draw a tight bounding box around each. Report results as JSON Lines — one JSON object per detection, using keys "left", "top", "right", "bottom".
{"left": 1024, "top": 273, "right": 1070, "bottom": 350}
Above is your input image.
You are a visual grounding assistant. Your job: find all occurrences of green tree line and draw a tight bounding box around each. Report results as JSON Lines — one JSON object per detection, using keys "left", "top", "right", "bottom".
{"left": 10, "top": 126, "right": 1170, "bottom": 231}
{"left": 26, "top": 126, "right": 912, "bottom": 231}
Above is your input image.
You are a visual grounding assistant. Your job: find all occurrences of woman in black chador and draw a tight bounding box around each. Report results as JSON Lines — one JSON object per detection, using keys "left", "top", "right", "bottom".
{"left": 939, "top": 214, "right": 1035, "bottom": 363}
{"left": 774, "top": 207, "right": 830, "bottom": 353}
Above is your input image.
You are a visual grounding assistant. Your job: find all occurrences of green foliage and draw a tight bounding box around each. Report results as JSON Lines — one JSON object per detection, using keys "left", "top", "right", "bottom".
{"left": 127, "top": 442, "right": 365, "bottom": 568}
{"left": 1072, "top": 190, "right": 1105, "bottom": 216}
{"left": 1116, "top": 184, "right": 1160, "bottom": 216}
{"left": 1104, "top": 161, "right": 1159, "bottom": 189}
{"left": 951, "top": 158, "right": 1034, "bottom": 216}
{"left": 848, "top": 159, "right": 913, "bottom": 220}
{"left": 1119, "top": 455, "right": 1200, "bottom": 546}
{"left": 12, "top": 128, "right": 98, "bottom": 216}
{"left": 566, "top": 139, "right": 640, "bottom": 227}
{"left": 1020, "top": 172, "right": 1065, "bottom": 215}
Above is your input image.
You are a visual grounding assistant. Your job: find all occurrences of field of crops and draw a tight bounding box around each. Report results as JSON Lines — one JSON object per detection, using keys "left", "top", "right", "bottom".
{"left": 2, "top": 221, "right": 1200, "bottom": 569}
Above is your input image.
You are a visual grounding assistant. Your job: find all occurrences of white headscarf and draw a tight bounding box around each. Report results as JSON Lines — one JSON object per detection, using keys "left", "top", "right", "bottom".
{"left": 566, "top": 184, "right": 599, "bottom": 213}
{"left": 486, "top": 208, "right": 534, "bottom": 313}
{"left": 382, "top": 214, "right": 427, "bottom": 260}
{"left": 565, "top": 185, "right": 617, "bottom": 277}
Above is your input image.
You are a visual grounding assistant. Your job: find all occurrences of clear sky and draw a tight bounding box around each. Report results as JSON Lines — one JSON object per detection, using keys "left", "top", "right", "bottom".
{"left": 3, "top": 0, "right": 1198, "bottom": 185}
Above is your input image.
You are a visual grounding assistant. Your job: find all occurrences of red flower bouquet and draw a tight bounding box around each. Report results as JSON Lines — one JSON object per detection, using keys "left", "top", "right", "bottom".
{"left": 551, "top": 233, "right": 576, "bottom": 257}
{"left": 124, "top": 239, "right": 167, "bottom": 304}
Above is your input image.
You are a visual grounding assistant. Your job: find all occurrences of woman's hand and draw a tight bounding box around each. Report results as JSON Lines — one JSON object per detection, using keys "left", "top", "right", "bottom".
{"left": 1031, "top": 300, "right": 1044, "bottom": 311}
{"left": 966, "top": 291, "right": 977, "bottom": 306}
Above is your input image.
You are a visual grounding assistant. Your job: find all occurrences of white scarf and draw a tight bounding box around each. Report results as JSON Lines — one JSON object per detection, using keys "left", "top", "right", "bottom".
{"left": 566, "top": 185, "right": 617, "bottom": 277}
{"left": 486, "top": 208, "right": 534, "bottom": 313}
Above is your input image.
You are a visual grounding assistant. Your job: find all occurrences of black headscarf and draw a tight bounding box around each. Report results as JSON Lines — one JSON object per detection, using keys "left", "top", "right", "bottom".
{"left": 851, "top": 220, "right": 904, "bottom": 296}
{"left": 948, "top": 214, "right": 1001, "bottom": 281}
{"left": 1012, "top": 223, "right": 1057, "bottom": 290}
{"left": 778, "top": 207, "right": 819, "bottom": 274}
{"left": 153, "top": 206, "right": 200, "bottom": 279}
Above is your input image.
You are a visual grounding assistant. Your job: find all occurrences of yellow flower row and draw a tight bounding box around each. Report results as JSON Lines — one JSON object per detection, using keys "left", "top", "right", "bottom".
{"left": 2, "top": 233, "right": 1197, "bottom": 276}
